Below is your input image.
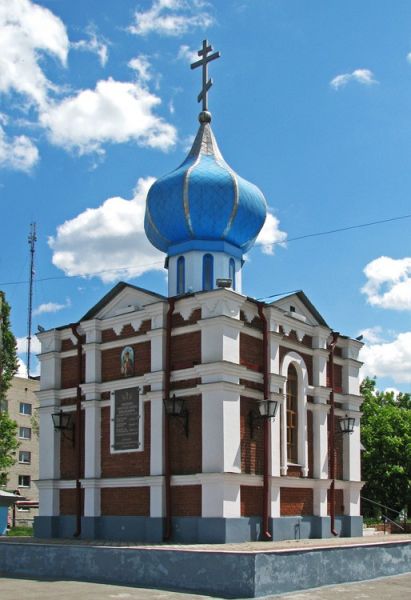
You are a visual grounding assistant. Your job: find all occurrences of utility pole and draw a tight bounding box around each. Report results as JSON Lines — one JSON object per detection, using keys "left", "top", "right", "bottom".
{"left": 27, "top": 223, "right": 36, "bottom": 378}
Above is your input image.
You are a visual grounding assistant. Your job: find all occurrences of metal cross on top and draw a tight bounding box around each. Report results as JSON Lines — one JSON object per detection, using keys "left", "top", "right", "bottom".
{"left": 191, "top": 39, "right": 220, "bottom": 112}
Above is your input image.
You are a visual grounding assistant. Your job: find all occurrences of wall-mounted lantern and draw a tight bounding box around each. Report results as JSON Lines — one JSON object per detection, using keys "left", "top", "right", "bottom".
{"left": 52, "top": 409, "right": 75, "bottom": 445}
{"left": 338, "top": 414, "right": 355, "bottom": 434}
{"left": 249, "top": 398, "right": 279, "bottom": 439}
{"left": 163, "top": 394, "right": 189, "bottom": 437}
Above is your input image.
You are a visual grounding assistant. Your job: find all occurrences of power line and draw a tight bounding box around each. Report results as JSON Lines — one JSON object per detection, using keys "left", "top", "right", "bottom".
{"left": 1, "top": 212, "right": 410, "bottom": 287}
{"left": 254, "top": 212, "right": 411, "bottom": 248}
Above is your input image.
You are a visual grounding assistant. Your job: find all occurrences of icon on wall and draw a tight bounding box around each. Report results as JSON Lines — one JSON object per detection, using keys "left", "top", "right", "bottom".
{"left": 121, "top": 346, "right": 134, "bottom": 377}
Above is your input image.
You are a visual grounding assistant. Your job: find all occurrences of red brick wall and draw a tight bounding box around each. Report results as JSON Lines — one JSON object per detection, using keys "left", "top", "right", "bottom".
{"left": 60, "top": 409, "right": 85, "bottom": 480}
{"left": 172, "top": 309, "right": 201, "bottom": 327}
{"left": 328, "top": 415, "right": 343, "bottom": 480}
{"left": 101, "top": 320, "right": 151, "bottom": 343}
{"left": 241, "top": 485, "right": 263, "bottom": 517}
{"left": 239, "top": 379, "right": 264, "bottom": 392}
{"left": 170, "top": 378, "right": 201, "bottom": 391}
{"left": 280, "top": 487, "right": 313, "bottom": 516}
{"left": 101, "top": 341, "right": 150, "bottom": 382}
{"left": 239, "top": 312, "right": 264, "bottom": 332}
{"left": 287, "top": 465, "right": 302, "bottom": 477}
{"left": 61, "top": 354, "right": 85, "bottom": 389}
{"left": 60, "top": 488, "right": 84, "bottom": 515}
{"left": 170, "top": 331, "right": 201, "bottom": 370}
{"left": 240, "top": 396, "right": 263, "bottom": 475}
{"left": 101, "top": 486, "right": 150, "bottom": 516}
{"left": 101, "top": 402, "right": 151, "bottom": 478}
{"left": 327, "top": 363, "right": 343, "bottom": 392}
{"left": 170, "top": 395, "right": 201, "bottom": 475}
{"left": 240, "top": 333, "right": 263, "bottom": 372}
{"left": 171, "top": 485, "right": 201, "bottom": 516}
{"left": 328, "top": 489, "right": 344, "bottom": 515}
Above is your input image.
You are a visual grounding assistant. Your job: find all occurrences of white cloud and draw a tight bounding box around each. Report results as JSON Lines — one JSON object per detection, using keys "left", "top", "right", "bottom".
{"left": 16, "top": 335, "right": 41, "bottom": 355}
{"left": 72, "top": 26, "right": 108, "bottom": 67}
{"left": 0, "top": 0, "right": 68, "bottom": 109}
{"left": 362, "top": 256, "right": 411, "bottom": 310}
{"left": 40, "top": 78, "right": 177, "bottom": 154}
{"left": 33, "top": 298, "right": 71, "bottom": 316}
{"left": 357, "top": 326, "right": 385, "bottom": 344}
{"left": 255, "top": 211, "right": 287, "bottom": 255}
{"left": 128, "top": 55, "right": 153, "bottom": 83}
{"left": 330, "top": 69, "right": 377, "bottom": 90}
{"left": 177, "top": 44, "right": 198, "bottom": 64}
{"left": 0, "top": 125, "right": 39, "bottom": 171}
{"left": 49, "top": 177, "right": 165, "bottom": 283}
{"left": 129, "top": 0, "right": 214, "bottom": 37}
{"left": 360, "top": 331, "right": 411, "bottom": 384}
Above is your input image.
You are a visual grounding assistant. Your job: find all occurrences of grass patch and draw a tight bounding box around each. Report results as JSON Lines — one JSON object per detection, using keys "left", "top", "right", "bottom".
{"left": 7, "top": 526, "right": 33, "bottom": 536}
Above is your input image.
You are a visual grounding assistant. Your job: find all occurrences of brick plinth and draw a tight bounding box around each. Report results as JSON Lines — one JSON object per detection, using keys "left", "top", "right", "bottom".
{"left": 101, "top": 486, "right": 150, "bottom": 516}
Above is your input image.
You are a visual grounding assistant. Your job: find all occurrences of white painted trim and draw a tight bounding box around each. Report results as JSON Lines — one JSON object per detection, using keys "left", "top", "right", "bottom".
{"left": 280, "top": 351, "right": 309, "bottom": 477}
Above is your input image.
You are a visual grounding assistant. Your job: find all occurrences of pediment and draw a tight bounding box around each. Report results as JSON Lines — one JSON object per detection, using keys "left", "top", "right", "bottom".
{"left": 81, "top": 282, "right": 166, "bottom": 321}
{"left": 271, "top": 291, "right": 328, "bottom": 328}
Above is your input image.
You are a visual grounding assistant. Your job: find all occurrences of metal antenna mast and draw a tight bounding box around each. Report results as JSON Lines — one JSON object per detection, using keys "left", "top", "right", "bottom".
{"left": 27, "top": 222, "right": 37, "bottom": 378}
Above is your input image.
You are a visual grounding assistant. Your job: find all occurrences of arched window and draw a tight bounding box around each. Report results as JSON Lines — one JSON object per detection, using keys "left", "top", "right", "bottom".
{"left": 177, "top": 256, "right": 185, "bottom": 295}
{"left": 203, "top": 254, "right": 214, "bottom": 291}
{"left": 229, "top": 258, "right": 236, "bottom": 290}
{"left": 286, "top": 364, "right": 298, "bottom": 463}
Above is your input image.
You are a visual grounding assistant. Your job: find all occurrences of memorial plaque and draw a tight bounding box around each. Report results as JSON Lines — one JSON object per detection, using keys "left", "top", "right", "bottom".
{"left": 113, "top": 387, "right": 140, "bottom": 450}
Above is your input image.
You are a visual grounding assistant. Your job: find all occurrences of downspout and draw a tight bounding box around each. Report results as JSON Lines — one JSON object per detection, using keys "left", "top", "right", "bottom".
{"left": 71, "top": 323, "right": 83, "bottom": 538}
{"left": 257, "top": 302, "right": 272, "bottom": 541}
{"left": 328, "top": 331, "right": 339, "bottom": 537}
{"left": 164, "top": 298, "right": 175, "bottom": 541}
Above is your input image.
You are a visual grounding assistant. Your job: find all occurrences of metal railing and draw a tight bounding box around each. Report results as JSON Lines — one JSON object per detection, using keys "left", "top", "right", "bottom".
{"left": 361, "top": 495, "right": 407, "bottom": 532}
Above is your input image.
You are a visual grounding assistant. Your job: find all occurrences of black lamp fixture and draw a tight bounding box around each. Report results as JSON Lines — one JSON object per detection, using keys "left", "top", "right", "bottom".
{"left": 52, "top": 409, "right": 75, "bottom": 445}
{"left": 249, "top": 397, "right": 279, "bottom": 439}
{"left": 338, "top": 414, "right": 355, "bottom": 434}
{"left": 163, "top": 394, "right": 189, "bottom": 437}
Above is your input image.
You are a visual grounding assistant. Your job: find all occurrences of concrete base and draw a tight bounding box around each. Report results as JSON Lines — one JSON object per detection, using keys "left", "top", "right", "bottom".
{"left": 0, "top": 538, "right": 410, "bottom": 598}
{"left": 35, "top": 515, "right": 363, "bottom": 543}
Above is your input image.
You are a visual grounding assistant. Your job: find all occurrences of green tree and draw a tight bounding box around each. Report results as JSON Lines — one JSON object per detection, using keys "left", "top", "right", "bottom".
{"left": 0, "top": 413, "right": 19, "bottom": 486}
{"left": 361, "top": 377, "right": 411, "bottom": 519}
{"left": 0, "top": 291, "right": 19, "bottom": 485}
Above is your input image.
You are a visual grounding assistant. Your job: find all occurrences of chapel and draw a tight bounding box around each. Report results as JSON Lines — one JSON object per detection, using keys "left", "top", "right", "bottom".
{"left": 34, "top": 41, "right": 363, "bottom": 543}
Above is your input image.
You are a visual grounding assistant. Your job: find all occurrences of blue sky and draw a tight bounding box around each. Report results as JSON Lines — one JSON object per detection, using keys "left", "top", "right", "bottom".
{"left": 1, "top": 0, "right": 411, "bottom": 391}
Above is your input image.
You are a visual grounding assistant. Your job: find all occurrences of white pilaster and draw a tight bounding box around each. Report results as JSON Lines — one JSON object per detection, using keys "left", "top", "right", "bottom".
{"left": 202, "top": 478, "right": 241, "bottom": 517}
{"left": 201, "top": 383, "right": 241, "bottom": 473}
{"left": 38, "top": 404, "right": 60, "bottom": 517}
{"left": 311, "top": 404, "right": 329, "bottom": 479}
{"left": 343, "top": 485, "right": 361, "bottom": 516}
{"left": 270, "top": 484, "right": 280, "bottom": 518}
{"left": 313, "top": 486, "right": 328, "bottom": 517}
{"left": 343, "top": 419, "right": 361, "bottom": 482}
{"left": 83, "top": 400, "right": 102, "bottom": 517}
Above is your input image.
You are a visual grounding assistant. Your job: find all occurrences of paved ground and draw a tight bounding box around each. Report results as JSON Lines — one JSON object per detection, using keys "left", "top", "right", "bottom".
{"left": 0, "top": 573, "right": 410, "bottom": 599}
{"left": 1, "top": 532, "right": 410, "bottom": 552}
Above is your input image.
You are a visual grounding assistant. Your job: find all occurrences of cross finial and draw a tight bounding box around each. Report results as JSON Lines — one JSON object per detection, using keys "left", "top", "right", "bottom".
{"left": 191, "top": 39, "right": 220, "bottom": 114}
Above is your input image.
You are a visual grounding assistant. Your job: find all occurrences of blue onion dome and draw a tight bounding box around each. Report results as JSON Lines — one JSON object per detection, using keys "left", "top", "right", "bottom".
{"left": 144, "top": 111, "right": 267, "bottom": 255}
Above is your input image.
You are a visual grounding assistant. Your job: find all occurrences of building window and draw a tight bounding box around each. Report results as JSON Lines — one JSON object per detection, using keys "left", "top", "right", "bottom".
{"left": 17, "top": 506, "right": 30, "bottom": 512}
{"left": 18, "top": 475, "right": 31, "bottom": 488}
{"left": 203, "top": 253, "right": 214, "bottom": 291}
{"left": 19, "top": 427, "right": 31, "bottom": 440}
{"left": 19, "top": 451, "right": 31, "bottom": 464}
{"left": 286, "top": 364, "right": 298, "bottom": 463}
{"left": 177, "top": 256, "right": 185, "bottom": 295}
{"left": 229, "top": 258, "right": 236, "bottom": 290}
{"left": 19, "top": 402, "right": 32, "bottom": 415}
